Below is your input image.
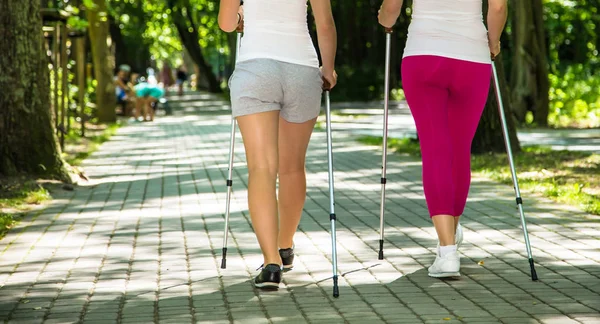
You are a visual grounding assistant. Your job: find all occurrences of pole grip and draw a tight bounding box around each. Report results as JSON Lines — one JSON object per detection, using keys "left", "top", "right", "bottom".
{"left": 236, "top": 19, "right": 244, "bottom": 33}
{"left": 323, "top": 78, "right": 331, "bottom": 91}
{"left": 384, "top": 27, "right": 393, "bottom": 34}
{"left": 236, "top": 1, "right": 244, "bottom": 32}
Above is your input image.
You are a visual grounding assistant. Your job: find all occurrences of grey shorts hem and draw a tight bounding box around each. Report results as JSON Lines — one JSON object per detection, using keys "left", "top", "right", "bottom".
{"left": 232, "top": 102, "right": 280, "bottom": 118}
{"left": 233, "top": 105, "right": 320, "bottom": 124}
{"left": 281, "top": 110, "right": 320, "bottom": 124}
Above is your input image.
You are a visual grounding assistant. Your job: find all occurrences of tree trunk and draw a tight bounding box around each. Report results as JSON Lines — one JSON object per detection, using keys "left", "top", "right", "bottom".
{"left": 0, "top": 0, "right": 70, "bottom": 181}
{"left": 472, "top": 57, "right": 521, "bottom": 154}
{"left": 87, "top": 0, "right": 116, "bottom": 123}
{"left": 510, "top": 0, "right": 549, "bottom": 126}
{"left": 167, "top": 0, "right": 221, "bottom": 93}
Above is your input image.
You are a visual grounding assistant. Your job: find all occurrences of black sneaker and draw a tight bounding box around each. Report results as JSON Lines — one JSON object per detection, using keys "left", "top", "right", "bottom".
{"left": 254, "top": 264, "right": 282, "bottom": 290}
{"left": 279, "top": 248, "right": 294, "bottom": 271}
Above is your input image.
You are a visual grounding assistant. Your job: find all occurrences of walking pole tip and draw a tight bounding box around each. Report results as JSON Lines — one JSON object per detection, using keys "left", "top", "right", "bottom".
{"left": 333, "top": 276, "right": 339, "bottom": 298}
{"left": 221, "top": 248, "right": 228, "bottom": 269}
{"left": 529, "top": 258, "right": 538, "bottom": 281}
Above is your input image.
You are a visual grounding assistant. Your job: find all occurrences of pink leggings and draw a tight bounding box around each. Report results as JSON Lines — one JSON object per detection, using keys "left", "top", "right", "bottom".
{"left": 401, "top": 55, "right": 491, "bottom": 218}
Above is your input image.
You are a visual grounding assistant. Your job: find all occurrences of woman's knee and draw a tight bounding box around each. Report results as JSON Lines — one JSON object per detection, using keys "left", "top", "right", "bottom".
{"left": 278, "top": 158, "right": 305, "bottom": 176}
{"left": 248, "top": 160, "right": 279, "bottom": 180}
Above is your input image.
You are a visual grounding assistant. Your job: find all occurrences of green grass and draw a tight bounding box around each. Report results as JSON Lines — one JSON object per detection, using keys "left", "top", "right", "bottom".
{"left": 357, "top": 135, "right": 600, "bottom": 215}
{"left": 0, "top": 180, "right": 51, "bottom": 238}
{"left": 64, "top": 123, "right": 120, "bottom": 166}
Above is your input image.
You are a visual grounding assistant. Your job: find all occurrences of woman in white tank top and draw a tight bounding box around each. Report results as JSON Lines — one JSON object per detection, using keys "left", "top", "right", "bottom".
{"left": 379, "top": 0, "right": 507, "bottom": 278}
{"left": 219, "top": 0, "right": 337, "bottom": 289}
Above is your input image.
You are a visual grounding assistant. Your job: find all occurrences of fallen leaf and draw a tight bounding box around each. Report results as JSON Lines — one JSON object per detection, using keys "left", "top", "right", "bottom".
{"left": 21, "top": 299, "right": 30, "bottom": 304}
{"left": 34, "top": 307, "right": 42, "bottom": 310}
{"left": 443, "top": 318, "right": 451, "bottom": 321}
{"left": 478, "top": 260, "right": 485, "bottom": 266}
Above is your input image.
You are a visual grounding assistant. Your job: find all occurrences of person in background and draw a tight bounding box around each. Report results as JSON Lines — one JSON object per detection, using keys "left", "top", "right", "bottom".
{"left": 146, "top": 67, "right": 158, "bottom": 85}
{"left": 115, "top": 64, "right": 133, "bottom": 116}
{"left": 176, "top": 65, "right": 188, "bottom": 96}
{"left": 159, "top": 62, "right": 175, "bottom": 94}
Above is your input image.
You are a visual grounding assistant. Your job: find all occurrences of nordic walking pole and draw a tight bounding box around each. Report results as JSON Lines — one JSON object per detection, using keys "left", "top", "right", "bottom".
{"left": 379, "top": 27, "right": 393, "bottom": 260}
{"left": 491, "top": 58, "right": 538, "bottom": 281}
{"left": 221, "top": 15, "right": 244, "bottom": 270}
{"left": 323, "top": 78, "right": 340, "bottom": 298}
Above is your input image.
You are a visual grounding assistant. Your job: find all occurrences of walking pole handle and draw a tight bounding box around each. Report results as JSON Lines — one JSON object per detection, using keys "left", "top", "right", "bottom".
{"left": 323, "top": 78, "right": 331, "bottom": 91}
{"left": 236, "top": 1, "right": 244, "bottom": 33}
{"left": 236, "top": 17, "right": 244, "bottom": 33}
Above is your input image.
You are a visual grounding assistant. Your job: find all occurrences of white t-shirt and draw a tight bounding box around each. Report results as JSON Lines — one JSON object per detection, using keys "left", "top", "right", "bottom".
{"left": 403, "top": 0, "right": 491, "bottom": 64}
{"left": 238, "top": 0, "right": 320, "bottom": 68}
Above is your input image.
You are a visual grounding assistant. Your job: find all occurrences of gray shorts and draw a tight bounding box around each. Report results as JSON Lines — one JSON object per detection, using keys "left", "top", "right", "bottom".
{"left": 228, "top": 59, "right": 323, "bottom": 123}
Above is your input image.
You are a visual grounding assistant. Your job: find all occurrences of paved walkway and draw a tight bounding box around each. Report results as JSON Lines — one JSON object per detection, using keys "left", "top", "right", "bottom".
{"left": 1, "top": 93, "right": 600, "bottom": 324}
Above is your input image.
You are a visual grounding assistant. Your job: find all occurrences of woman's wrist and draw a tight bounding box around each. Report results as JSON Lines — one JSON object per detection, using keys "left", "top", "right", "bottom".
{"left": 488, "top": 34, "right": 501, "bottom": 46}
{"left": 321, "top": 66, "right": 334, "bottom": 74}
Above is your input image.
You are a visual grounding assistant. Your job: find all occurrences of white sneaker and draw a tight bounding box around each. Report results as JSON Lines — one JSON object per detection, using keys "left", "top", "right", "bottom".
{"left": 437, "top": 222, "right": 464, "bottom": 250}
{"left": 428, "top": 249, "right": 461, "bottom": 278}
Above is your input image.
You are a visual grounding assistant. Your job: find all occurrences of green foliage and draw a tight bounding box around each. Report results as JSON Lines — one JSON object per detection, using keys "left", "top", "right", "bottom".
{"left": 67, "top": 16, "right": 89, "bottom": 31}
{"left": 43, "top": 0, "right": 600, "bottom": 125}
{"left": 543, "top": 0, "right": 600, "bottom": 127}
{"left": 548, "top": 65, "right": 600, "bottom": 127}
{"left": 357, "top": 136, "right": 420, "bottom": 156}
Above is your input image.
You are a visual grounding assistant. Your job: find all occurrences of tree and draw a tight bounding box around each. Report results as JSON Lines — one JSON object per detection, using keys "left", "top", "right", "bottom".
{"left": 509, "top": 0, "right": 549, "bottom": 126}
{"left": 472, "top": 57, "right": 521, "bottom": 154}
{"left": 166, "top": 0, "right": 221, "bottom": 93}
{"left": 87, "top": 0, "right": 117, "bottom": 123}
{"left": 109, "top": 13, "right": 152, "bottom": 75}
{"left": 472, "top": 1, "right": 521, "bottom": 153}
{"left": 0, "top": 0, "right": 70, "bottom": 181}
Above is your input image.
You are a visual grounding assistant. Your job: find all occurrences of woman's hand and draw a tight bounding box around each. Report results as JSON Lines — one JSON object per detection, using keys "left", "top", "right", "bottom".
{"left": 378, "top": 0, "right": 403, "bottom": 29}
{"left": 236, "top": 5, "right": 244, "bottom": 32}
{"left": 218, "top": 0, "right": 242, "bottom": 32}
{"left": 490, "top": 41, "right": 501, "bottom": 60}
{"left": 321, "top": 68, "right": 338, "bottom": 90}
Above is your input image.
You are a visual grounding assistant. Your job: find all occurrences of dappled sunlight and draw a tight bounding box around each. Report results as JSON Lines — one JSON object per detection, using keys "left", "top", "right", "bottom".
{"left": 0, "top": 99, "right": 598, "bottom": 323}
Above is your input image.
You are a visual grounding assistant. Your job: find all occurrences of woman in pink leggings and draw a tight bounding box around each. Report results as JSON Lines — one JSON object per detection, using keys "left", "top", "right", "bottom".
{"left": 379, "top": 0, "right": 507, "bottom": 277}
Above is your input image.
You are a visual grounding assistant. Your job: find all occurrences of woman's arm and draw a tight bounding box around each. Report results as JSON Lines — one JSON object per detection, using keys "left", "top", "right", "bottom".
{"left": 218, "top": 0, "right": 242, "bottom": 32}
{"left": 378, "top": 0, "right": 404, "bottom": 28}
{"left": 487, "top": 0, "right": 508, "bottom": 53}
{"left": 310, "top": 0, "right": 337, "bottom": 87}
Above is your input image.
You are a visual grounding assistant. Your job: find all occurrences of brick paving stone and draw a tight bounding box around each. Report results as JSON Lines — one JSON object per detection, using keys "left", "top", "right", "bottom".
{"left": 42, "top": 320, "right": 78, "bottom": 324}
{"left": 82, "top": 320, "right": 118, "bottom": 324}
{"left": 0, "top": 92, "right": 599, "bottom": 324}
{"left": 5, "top": 318, "right": 44, "bottom": 324}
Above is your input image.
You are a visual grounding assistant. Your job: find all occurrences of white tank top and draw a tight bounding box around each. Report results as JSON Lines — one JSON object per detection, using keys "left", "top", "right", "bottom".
{"left": 238, "top": 0, "right": 319, "bottom": 68}
{"left": 403, "top": 0, "right": 491, "bottom": 64}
